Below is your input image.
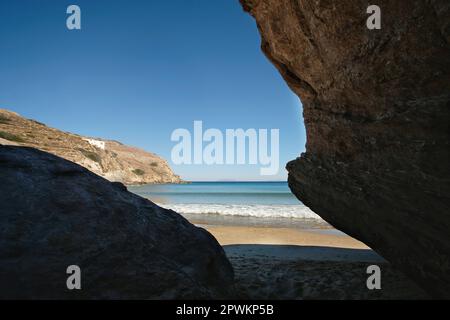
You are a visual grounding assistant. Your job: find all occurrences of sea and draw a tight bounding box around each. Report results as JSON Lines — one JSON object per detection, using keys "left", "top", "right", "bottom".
{"left": 129, "top": 181, "right": 329, "bottom": 229}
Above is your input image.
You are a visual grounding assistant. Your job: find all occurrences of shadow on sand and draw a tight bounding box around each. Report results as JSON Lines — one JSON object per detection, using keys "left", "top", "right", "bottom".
{"left": 224, "top": 244, "right": 385, "bottom": 263}
{"left": 222, "top": 244, "right": 428, "bottom": 300}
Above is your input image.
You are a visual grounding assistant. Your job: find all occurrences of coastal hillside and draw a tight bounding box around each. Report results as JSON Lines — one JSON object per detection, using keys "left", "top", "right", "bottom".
{"left": 0, "top": 109, "right": 181, "bottom": 185}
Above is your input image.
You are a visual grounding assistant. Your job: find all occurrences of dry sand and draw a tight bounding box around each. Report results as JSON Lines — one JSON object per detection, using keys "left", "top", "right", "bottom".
{"left": 205, "top": 225, "right": 368, "bottom": 249}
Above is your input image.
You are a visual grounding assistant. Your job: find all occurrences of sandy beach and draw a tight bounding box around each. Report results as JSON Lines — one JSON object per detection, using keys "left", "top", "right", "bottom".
{"left": 202, "top": 224, "right": 429, "bottom": 299}
{"left": 205, "top": 225, "right": 368, "bottom": 248}
{"left": 130, "top": 182, "right": 430, "bottom": 299}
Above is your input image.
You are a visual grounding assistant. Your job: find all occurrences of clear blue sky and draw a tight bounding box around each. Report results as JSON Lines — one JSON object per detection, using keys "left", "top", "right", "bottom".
{"left": 0, "top": 0, "right": 306, "bottom": 181}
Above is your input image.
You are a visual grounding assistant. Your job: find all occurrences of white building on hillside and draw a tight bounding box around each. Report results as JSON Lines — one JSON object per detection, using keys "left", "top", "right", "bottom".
{"left": 83, "top": 138, "right": 106, "bottom": 150}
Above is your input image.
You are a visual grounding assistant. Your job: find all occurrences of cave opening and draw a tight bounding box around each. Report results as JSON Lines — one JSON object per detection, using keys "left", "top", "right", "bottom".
{"left": 2, "top": 0, "right": 446, "bottom": 300}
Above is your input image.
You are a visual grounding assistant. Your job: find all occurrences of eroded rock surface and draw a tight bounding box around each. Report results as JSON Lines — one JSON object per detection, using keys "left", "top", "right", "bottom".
{"left": 241, "top": 0, "right": 450, "bottom": 297}
{"left": 0, "top": 146, "right": 234, "bottom": 299}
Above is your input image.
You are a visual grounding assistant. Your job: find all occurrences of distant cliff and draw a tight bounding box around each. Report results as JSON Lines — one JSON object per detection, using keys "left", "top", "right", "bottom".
{"left": 0, "top": 109, "right": 181, "bottom": 185}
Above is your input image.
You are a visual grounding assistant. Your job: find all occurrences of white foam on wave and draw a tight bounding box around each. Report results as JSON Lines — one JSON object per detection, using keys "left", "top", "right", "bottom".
{"left": 159, "top": 203, "right": 324, "bottom": 220}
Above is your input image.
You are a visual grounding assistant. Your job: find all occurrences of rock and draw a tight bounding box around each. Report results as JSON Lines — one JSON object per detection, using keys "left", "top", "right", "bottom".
{"left": 0, "top": 109, "right": 182, "bottom": 185}
{"left": 0, "top": 146, "right": 234, "bottom": 299}
{"left": 241, "top": 0, "right": 450, "bottom": 297}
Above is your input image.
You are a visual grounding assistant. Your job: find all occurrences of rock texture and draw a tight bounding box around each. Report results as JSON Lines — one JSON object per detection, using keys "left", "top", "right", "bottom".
{"left": 241, "top": 0, "right": 450, "bottom": 297}
{"left": 0, "top": 146, "right": 233, "bottom": 299}
{"left": 0, "top": 109, "right": 181, "bottom": 185}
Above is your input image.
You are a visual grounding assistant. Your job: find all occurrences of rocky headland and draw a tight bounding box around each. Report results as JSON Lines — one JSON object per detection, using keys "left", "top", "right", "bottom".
{"left": 0, "top": 109, "right": 181, "bottom": 185}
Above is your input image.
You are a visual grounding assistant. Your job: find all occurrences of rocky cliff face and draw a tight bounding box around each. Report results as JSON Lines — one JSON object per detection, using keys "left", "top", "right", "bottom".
{"left": 0, "top": 146, "right": 233, "bottom": 299}
{"left": 241, "top": 0, "right": 450, "bottom": 297}
{"left": 0, "top": 109, "right": 181, "bottom": 185}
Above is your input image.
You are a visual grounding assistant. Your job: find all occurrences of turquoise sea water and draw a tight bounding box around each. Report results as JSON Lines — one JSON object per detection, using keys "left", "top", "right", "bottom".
{"left": 129, "top": 182, "right": 324, "bottom": 225}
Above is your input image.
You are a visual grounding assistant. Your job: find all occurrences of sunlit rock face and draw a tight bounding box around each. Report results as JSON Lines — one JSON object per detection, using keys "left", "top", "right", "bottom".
{"left": 241, "top": 0, "right": 450, "bottom": 297}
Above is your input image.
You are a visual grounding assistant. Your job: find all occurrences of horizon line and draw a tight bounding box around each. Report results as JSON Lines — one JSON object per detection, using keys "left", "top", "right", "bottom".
{"left": 183, "top": 180, "right": 288, "bottom": 183}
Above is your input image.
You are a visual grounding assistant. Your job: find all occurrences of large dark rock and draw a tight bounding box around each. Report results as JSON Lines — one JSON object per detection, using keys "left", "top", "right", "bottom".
{"left": 0, "top": 146, "right": 234, "bottom": 299}
{"left": 241, "top": 0, "right": 450, "bottom": 297}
